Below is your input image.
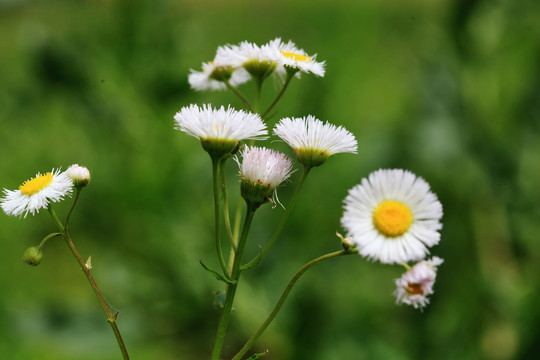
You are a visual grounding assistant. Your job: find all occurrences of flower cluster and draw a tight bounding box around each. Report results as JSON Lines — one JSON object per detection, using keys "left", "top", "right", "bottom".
{"left": 1, "top": 36, "right": 448, "bottom": 360}
{"left": 188, "top": 38, "right": 325, "bottom": 91}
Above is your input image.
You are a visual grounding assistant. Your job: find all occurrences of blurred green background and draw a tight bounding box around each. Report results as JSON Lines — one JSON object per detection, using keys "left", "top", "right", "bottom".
{"left": 1, "top": 0, "right": 539, "bottom": 359}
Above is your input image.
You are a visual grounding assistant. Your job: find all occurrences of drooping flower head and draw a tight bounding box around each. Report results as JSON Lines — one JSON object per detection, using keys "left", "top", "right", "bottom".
{"left": 174, "top": 104, "right": 267, "bottom": 158}
{"left": 215, "top": 41, "right": 279, "bottom": 80}
{"left": 236, "top": 146, "right": 294, "bottom": 208}
{"left": 188, "top": 61, "right": 251, "bottom": 91}
{"left": 266, "top": 38, "right": 325, "bottom": 77}
{"left": 1, "top": 168, "right": 74, "bottom": 217}
{"left": 394, "top": 257, "right": 443, "bottom": 309}
{"left": 341, "top": 169, "right": 443, "bottom": 264}
{"left": 274, "top": 115, "right": 357, "bottom": 167}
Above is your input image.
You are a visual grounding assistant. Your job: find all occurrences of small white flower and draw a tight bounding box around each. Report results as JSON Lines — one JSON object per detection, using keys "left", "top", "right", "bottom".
{"left": 394, "top": 257, "right": 443, "bottom": 309}
{"left": 1, "top": 168, "right": 73, "bottom": 217}
{"left": 188, "top": 61, "right": 250, "bottom": 91}
{"left": 274, "top": 115, "right": 357, "bottom": 166}
{"left": 215, "top": 41, "right": 280, "bottom": 68}
{"left": 67, "top": 164, "right": 91, "bottom": 187}
{"left": 237, "top": 146, "right": 294, "bottom": 189}
{"left": 174, "top": 104, "right": 267, "bottom": 142}
{"left": 266, "top": 38, "right": 325, "bottom": 77}
{"left": 341, "top": 169, "right": 443, "bottom": 264}
{"left": 215, "top": 41, "right": 279, "bottom": 79}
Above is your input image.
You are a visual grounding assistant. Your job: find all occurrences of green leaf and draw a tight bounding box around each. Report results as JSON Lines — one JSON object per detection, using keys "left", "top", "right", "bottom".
{"left": 247, "top": 350, "right": 269, "bottom": 359}
{"left": 241, "top": 245, "right": 264, "bottom": 271}
{"left": 199, "top": 259, "right": 236, "bottom": 285}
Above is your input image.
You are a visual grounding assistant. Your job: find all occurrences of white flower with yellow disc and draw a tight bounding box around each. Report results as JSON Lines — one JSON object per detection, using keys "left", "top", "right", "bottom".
{"left": 341, "top": 169, "right": 443, "bottom": 264}
{"left": 1, "top": 168, "right": 73, "bottom": 217}
{"left": 265, "top": 38, "right": 325, "bottom": 77}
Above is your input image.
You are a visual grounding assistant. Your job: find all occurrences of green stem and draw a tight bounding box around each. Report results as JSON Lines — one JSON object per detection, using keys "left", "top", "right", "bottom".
{"left": 243, "top": 166, "right": 311, "bottom": 269}
{"left": 253, "top": 76, "right": 264, "bottom": 114}
{"left": 220, "top": 159, "right": 236, "bottom": 253}
{"left": 212, "top": 157, "right": 229, "bottom": 277}
{"left": 37, "top": 232, "right": 62, "bottom": 249}
{"left": 228, "top": 193, "right": 244, "bottom": 274}
{"left": 224, "top": 80, "right": 254, "bottom": 112}
{"left": 212, "top": 204, "right": 256, "bottom": 360}
{"left": 47, "top": 206, "right": 130, "bottom": 360}
{"left": 232, "top": 249, "right": 354, "bottom": 360}
{"left": 261, "top": 71, "right": 295, "bottom": 119}
{"left": 65, "top": 187, "right": 82, "bottom": 231}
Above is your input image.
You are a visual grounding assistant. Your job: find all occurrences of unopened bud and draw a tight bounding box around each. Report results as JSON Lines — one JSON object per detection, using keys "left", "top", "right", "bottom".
{"left": 67, "top": 164, "right": 91, "bottom": 187}
{"left": 85, "top": 256, "right": 92, "bottom": 270}
{"left": 336, "top": 231, "right": 355, "bottom": 251}
{"left": 23, "top": 247, "right": 43, "bottom": 266}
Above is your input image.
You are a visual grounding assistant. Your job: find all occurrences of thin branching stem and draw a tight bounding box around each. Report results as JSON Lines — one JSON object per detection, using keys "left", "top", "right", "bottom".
{"left": 261, "top": 71, "right": 295, "bottom": 119}
{"left": 47, "top": 205, "right": 130, "bottom": 360}
{"left": 224, "top": 80, "right": 254, "bottom": 112}
{"left": 243, "top": 165, "right": 311, "bottom": 269}
{"left": 233, "top": 249, "right": 355, "bottom": 360}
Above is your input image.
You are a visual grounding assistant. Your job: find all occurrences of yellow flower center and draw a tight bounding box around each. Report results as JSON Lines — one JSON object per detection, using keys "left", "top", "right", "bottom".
{"left": 19, "top": 173, "right": 53, "bottom": 196}
{"left": 373, "top": 200, "right": 413, "bottom": 237}
{"left": 281, "top": 51, "right": 311, "bottom": 62}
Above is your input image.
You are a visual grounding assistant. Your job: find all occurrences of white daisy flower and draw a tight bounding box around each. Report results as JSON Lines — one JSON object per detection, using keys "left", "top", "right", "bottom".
{"left": 188, "top": 61, "right": 251, "bottom": 91}
{"left": 215, "top": 41, "right": 279, "bottom": 79}
{"left": 274, "top": 115, "right": 357, "bottom": 167}
{"left": 265, "top": 38, "right": 325, "bottom": 77}
{"left": 341, "top": 169, "right": 443, "bottom": 264}
{"left": 394, "top": 256, "right": 443, "bottom": 309}
{"left": 236, "top": 146, "right": 294, "bottom": 208}
{"left": 174, "top": 104, "right": 267, "bottom": 157}
{"left": 67, "top": 164, "right": 91, "bottom": 187}
{"left": 1, "top": 168, "right": 74, "bottom": 217}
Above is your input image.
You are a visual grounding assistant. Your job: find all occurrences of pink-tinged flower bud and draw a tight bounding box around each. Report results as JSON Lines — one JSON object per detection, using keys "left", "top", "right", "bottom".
{"left": 67, "top": 164, "right": 91, "bottom": 187}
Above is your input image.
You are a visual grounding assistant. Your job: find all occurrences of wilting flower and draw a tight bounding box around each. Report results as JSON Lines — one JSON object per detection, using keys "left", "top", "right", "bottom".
{"left": 274, "top": 115, "right": 357, "bottom": 167}
{"left": 236, "top": 146, "right": 294, "bottom": 208}
{"left": 1, "top": 168, "right": 73, "bottom": 217}
{"left": 341, "top": 169, "right": 443, "bottom": 264}
{"left": 266, "top": 38, "right": 325, "bottom": 77}
{"left": 394, "top": 257, "right": 443, "bottom": 309}
{"left": 174, "top": 104, "right": 267, "bottom": 158}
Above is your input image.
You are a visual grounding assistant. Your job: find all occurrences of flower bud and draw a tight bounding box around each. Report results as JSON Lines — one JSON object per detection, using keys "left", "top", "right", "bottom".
{"left": 236, "top": 146, "right": 294, "bottom": 209}
{"left": 22, "top": 246, "right": 43, "bottom": 266}
{"left": 67, "top": 164, "right": 91, "bottom": 187}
